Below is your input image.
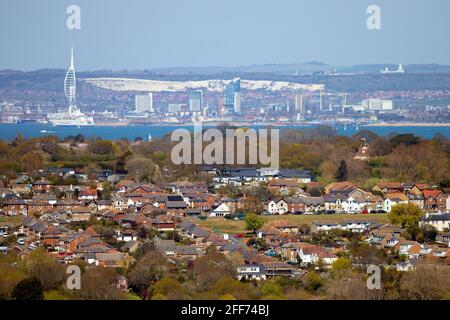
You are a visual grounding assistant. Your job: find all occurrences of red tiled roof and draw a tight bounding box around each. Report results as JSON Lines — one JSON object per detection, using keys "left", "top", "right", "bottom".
{"left": 414, "top": 183, "right": 430, "bottom": 190}
{"left": 423, "top": 189, "right": 444, "bottom": 199}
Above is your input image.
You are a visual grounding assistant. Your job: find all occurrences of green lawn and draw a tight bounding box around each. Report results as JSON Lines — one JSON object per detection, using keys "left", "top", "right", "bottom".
{"left": 194, "top": 214, "right": 389, "bottom": 235}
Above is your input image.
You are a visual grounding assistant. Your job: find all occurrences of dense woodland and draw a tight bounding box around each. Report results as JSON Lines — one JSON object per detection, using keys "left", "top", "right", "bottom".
{"left": 0, "top": 126, "right": 449, "bottom": 190}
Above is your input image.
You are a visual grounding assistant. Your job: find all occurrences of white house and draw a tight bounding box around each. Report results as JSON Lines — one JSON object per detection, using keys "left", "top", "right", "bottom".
{"left": 384, "top": 198, "right": 408, "bottom": 212}
{"left": 236, "top": 265, "right": 267, "bottom": 281}
{"left": 311, "top": 220, "right": 373, "bottom": 234}
{"left": 267, "top": 199, "right": 288, "bottom": 215}
{"left": 209, "top": 203, "right": 231, "bottom": 217}
{"left": 419, "top": 213, "right": 450, "bottom": 232}
{"left": 297, "top": 245, "right": 337, "bottom": 265}
{"left": 115, "top": 230, "right": 138, "bottom": 242}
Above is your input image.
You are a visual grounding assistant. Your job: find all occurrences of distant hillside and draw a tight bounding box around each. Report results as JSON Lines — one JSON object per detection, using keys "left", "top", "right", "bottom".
{"left": 2, "top": 64, "right": 450, "bottom": 94}
{"left": 336, "top": 64, "right": 450, "bottom": 74}
{"left": 149, "top": 62, "right": 334, "bottom": 75}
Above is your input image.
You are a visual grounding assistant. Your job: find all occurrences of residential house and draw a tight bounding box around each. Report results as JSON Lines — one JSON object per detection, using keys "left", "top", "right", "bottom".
{"left": 3, "top": 198, "right": 27, "bottom": 215}
{"left": 150, "top": 216, "right": 176, "bottom": 231}
{"left": 419, "top": 212, "right": 450, "bottom": 232}
{"left": 422, "top": 189, "right": 447, "bottom": 212}
{"left": 125, "top": 184, "right": 166, "bottom": 197}
{"left": 112, "top": 194, "right": 127, "bottom": 210}
{"left": 408, "top": 193, "right": 425, "bottom": 210}
{"left": 33, "top": 193, "right": 58, "bottom": 205}
{"left": 395, "top": 240, "right": 421, "bottom": 259}
{"left": 409, "top": 183, "right": 431, "bottom": 196}
{"left": 296, "top": 243, "right": 338, "bottom": 266}
{"left": 70, "top": 207, "right": 92, "bottom": 222}
{"left": 27, "top": 199, "right": 54, "bottom": 215}
{"left": 267, "top": 199, "right": 288, "bottom": 215}
{"left": 311, "top": 220, "right": 373, "bottom": 234}
{"left": 79, "top": 188, "right": 98, "bottom": 201}
{"left": 372, "top": 182, "right": 403, "bottom": 195}
{"left": 236, "top": 265, "right": 266, "bottom": 281}
{"left": 116, "top": 230, "right": 138, "bottom": 242}
{"left": 284, "top": 197, "right": 305, "bottom": 214}
{"left": 271, "top": 220, "right": 299, "bottom": 234}
{"left": 32, "top": 179, "right": 53, "bottom": 194}
{"left": 436, "top": 232, "right": 450, "bottom": 247}
{"left": 324, "top": 181, "right": 357, "bottom": 195}
{"left": 209, "top": 203, "right": 232, "bottom": 217}
{"left": 97, "top": 200, "right": 114, "bottom": 211}
{"left": 384, "top": 192, "right": 409, "bottom": 212}
{"left": 260, "top": 261, "right": 296, "bottom": 277}
{"left": 298, "top": 197, "right": 325, "bottom": 214}
{"left": 396, "top": 259, "right": 418, "bottom": 272}
{"left": 268, "top": 179, "right": 302, "bottom": 195}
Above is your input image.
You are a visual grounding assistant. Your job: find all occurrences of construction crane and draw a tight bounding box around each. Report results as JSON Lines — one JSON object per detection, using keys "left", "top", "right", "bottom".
{"left": 338, "top": 93, "right": 349, "bottom": 113}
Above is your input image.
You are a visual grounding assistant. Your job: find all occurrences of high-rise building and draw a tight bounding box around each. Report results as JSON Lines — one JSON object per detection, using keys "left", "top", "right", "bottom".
{"left": 64, "top": 46, "right": 77, "bottom": 113}
{"left": 295, "top": 94, "right": 305, "bottom": 115}
{"left": 135, "top": 93, "right": 154, "bottom": 113}
{"left": 223, "top": 78, "right": 241, "bottom": 114}
{"left": 188, "top": 90, "right": 203, "bottom": 112}
{"left": 47, "top": 47, "right": 94, "bottom": 126}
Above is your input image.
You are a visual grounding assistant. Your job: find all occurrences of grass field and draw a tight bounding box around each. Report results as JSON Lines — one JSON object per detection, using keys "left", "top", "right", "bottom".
{"left": 194, "top": 214, "right": 389, "bottom": 234}
{"left": 0, "top": 216, "right": 25, "bottom": 227}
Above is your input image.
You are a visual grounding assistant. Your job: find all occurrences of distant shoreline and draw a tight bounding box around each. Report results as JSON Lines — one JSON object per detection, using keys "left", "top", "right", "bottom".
{"left": 363, "top": 123, "right": 450, "bottom": 127}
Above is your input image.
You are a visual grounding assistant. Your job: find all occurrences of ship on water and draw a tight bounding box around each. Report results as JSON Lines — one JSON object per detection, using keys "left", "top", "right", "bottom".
{"left": 47, "top": 47, "right": 94, "bottom": 126}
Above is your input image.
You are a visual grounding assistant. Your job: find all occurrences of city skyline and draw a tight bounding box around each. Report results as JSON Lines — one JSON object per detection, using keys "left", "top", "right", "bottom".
{"left": 1, "top": 0, "right": 450, "bottom": 70}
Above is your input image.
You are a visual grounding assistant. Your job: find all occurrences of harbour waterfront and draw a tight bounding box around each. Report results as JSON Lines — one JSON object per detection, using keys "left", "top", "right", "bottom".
{"left": 0, "top": 123, "right": 449, "bottom": 140}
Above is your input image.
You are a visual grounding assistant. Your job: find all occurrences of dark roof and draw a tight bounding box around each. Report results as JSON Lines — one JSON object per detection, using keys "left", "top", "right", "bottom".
{"left": 175, "top": 245, "right": 198, "bottom": 255}
{"left": 278, "top": 169, "right": 312, "bottom": 179}
{"left": 298, "top": 197, "right": 325, "bottom": 205}
{"left": 167, "top": 195, "right": 184, "bottom": 202}
{"left": 166, "top": 201, "right": 188, "bottom": 209}
{"left": 420, "top": 213, "right": 450, "bottom": 222}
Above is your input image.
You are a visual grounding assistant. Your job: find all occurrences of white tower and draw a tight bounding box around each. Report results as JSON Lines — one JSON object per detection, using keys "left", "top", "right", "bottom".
{"left": 64, "top": 46, "right": 77, "bottom": 114}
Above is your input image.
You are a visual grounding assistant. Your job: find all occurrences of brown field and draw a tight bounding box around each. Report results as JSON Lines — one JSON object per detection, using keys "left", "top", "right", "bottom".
{"left": 0, "top": 216, "right": 25, "bottom": 227}
{"left": 193, "top": 214, "right": 389, "bottom": 234}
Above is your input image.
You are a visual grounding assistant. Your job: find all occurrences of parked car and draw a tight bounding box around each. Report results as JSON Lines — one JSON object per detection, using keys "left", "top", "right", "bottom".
{"left": 0, "top": 227, "right": 9, "bottom": 237}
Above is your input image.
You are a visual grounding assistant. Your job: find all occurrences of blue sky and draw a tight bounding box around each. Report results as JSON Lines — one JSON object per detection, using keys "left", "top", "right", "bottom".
{"left": 1, "top": 0, "right": 449, "bottom": 70}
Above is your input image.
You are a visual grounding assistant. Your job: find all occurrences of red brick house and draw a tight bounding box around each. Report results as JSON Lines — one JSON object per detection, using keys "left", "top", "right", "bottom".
{"left": 32, "top": 179, "right": 53, "bottom": 194}
{"left": 372, "top": 182, "right": 403, "bottom": 195}
{"left": 409, "top": 183, "right": 431, "bottom": 196}
{"left": 284, "top": 197, "right": 305, "bottom": 213}
{"left": 423, "top": 189, "right": 447, "bottom": 212}
{"left": 190, "top": 194, "right": 218, "bottom": 211}
{"left": 3, "top": 198, "right": 28, "bottom": 215}
{"left": 27, "top": 199, "right": 54, "bottom": 215}
{"left": 79, "top": 188, "right": 98, "bottom": 200}
{"left": 268, "top": 179, "right": 301, "bottom": 194}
